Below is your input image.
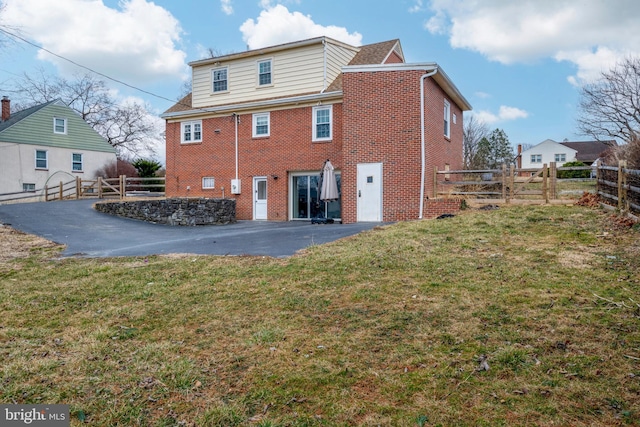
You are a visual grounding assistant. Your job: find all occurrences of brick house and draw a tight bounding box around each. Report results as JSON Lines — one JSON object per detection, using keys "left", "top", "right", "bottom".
{"left": 162, "top": 37, "right": 471, "bottom": 223}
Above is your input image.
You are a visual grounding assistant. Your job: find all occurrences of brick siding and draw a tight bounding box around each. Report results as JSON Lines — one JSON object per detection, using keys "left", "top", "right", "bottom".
{"left": 165, "top": 71, "right": 463, "bottom": 223}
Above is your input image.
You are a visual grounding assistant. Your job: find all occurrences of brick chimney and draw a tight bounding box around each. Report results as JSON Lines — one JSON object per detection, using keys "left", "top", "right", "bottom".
{"left": 1, "top": 96, "right": 10, "bottom": 122}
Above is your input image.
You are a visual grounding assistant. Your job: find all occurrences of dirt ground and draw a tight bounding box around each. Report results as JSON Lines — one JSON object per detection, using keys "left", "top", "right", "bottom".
{"left": 0, "top": 225, "right": 62, "bottom": 266}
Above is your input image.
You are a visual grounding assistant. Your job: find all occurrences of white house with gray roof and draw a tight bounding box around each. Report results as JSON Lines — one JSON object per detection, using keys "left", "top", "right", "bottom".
{"left": 0, "top": 97, "right": 116, "bottom": 199}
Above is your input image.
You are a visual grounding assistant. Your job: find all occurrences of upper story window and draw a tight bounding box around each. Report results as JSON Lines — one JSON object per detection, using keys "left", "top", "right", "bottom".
{"left": 72, "top": 153, "right": 83, "bottom": 171}
{"left": 212, "top": 67, "right": 228, "bottom": 93}
{"left": 257, "top": 59, "right": 272, "bottom": 86}
{"left": 252, "top": 112, "right": 270, "bottom": 138}
{"left": 35, "top": 150, "right": 48, "bottom": 169}
{"left": 555, "top": 153, "right": 566, "bottom": 162}
{"left": 181, "top": 120, "right": 202, "bottom": 144}
{"left": 54, "top": 117, "right": 67, "bottom": 134}
{"left": 444, "top": 100, "right": 451, "bottom": 138}
{"left": 531, "top": 154, "right": 542, "bottom": 163}
{"left": 313, "top": 105, "right": 332, "bottom": 142}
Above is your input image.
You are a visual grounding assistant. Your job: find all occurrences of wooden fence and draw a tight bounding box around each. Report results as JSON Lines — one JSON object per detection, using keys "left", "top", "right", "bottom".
{"left": 0, "top": 176, "right": 165, "bottom": 204}
{"left": 596, "top": 160, "right": 640, "bottom": 215}
{"left": 435, "top": 161, "right": 640, "bottom": 215}
{"left": 434, "top": 162, "right": 594, "bottom": 204}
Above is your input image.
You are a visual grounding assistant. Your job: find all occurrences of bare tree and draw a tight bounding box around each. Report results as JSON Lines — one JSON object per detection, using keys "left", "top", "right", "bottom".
{"left": 14, "top": 70, "right": 160, "bottom": 157}
{"left": 463, "top": 115, "right": 490, "bottom": 169}
{"left": 577, "top": 56, "right": 640, "bottom": 143}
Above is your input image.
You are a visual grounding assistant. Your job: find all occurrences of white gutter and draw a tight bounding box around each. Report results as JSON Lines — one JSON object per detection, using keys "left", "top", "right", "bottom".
{"left": 161, "top": 91, "right": 343, "bottom": 120}
{"left": 419, "top": 68, "right": 438, "bottom": 219}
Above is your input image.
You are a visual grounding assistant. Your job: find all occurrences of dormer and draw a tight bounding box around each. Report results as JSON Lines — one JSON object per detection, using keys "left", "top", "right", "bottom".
{"left": 189, "top": 37, "right": 361, "bottom": 109}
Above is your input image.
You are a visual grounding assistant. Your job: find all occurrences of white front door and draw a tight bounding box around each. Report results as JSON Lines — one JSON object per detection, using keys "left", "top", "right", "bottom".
{"left": 357, "top": 162, "right": 382, "bottom": 222}
{"left": 253, "top": 177, "right": 267, "bottom": 220}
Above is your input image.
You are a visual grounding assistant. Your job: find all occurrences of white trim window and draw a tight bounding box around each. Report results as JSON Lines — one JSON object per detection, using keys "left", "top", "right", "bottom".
{"left": 313, "top": 105, "right": 332, "bottom": 141}
{"left": 257, "top": 59, "right": 272, "bottom": 86}
{"left": 181, "top": 120, "right": 202, "bottom": 143}
{"left": 35, "top": 150, "right": 48, "bottom": 169}
{"left": 54, "top": 117, "right": 67, "bottom": 134}
{"left": 531, "top": 154, "right": 542, "bottom": 163}
{"left": 23, "top": 183, "right": 36, "bottom": 192}
{"left": 72, "top": 153, "right": 83, "bottom": 171}
{"left": 202, "top": 177, "right": 215, "bottom": 189}
{"left": 555, "top": 153, "right": 566, "bottom": 162}
{"left": 252, "top": 112, "right": 270, "bottom": 137}
{"left": 212, "top": 67, "right": 228, "bottom": 93}
{"left": 444, "top": 100, "right": 451, "bottom": 138}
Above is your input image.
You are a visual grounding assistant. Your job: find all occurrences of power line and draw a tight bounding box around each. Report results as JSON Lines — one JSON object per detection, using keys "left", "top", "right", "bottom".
{"left": 0, "top": 27, "right": 189, "bottom": 108}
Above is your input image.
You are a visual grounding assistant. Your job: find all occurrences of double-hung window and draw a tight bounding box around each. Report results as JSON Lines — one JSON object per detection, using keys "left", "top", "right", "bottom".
{"left": 54, "top": 117, "right": 67, "bottom": 134}
{"left": 531, "top": 154, "right": 542, "bottom": 163}
{"left": 181, "top": 120, "right": 202, "bottom": 143}
{"left": 252, "top": 113, "right": 270, "bottom": 137}
{"left": 444, "top": 100, "right": 451, "bottom": 138}
{"left": 313, "top": 105, "right": 332, "bottom": 141}
{"left": 72, "top": 153, "right": 83, "bottom": 171}
{"left": 212, "top": 67, "right": 228, "bottom": 93}
{"left": 257, "top": 59, "right": 272, "bottom": 86}
{"left": 554, "top": 153, "right": 566, "bottom": 162}
{"left": 35, "top": 150, "right": 48, "bottom": 169}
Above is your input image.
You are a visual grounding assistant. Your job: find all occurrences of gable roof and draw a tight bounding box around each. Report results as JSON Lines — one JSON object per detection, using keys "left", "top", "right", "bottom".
{"left": 0, "top": 99, "right": 115, "bottom": 153}
{"left": 325, "top": 39, "right": 403, "bottom": 92}
{"left": 521, "top": 139, "right": 577, "bottom": 154}
{"left": 0, "top": 99, "right": 61, "bottom": 133}
{"left": 559, "top": 140, "right": 616, "bottom": 162}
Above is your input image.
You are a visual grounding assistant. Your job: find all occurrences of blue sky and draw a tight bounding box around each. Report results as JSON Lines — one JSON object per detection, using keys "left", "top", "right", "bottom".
{"left": 1, "top": 0, "right": 639, "bottom": 155}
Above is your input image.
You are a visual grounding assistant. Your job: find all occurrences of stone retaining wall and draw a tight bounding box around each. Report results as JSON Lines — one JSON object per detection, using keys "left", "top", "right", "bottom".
{"left": 95, "top": 198, "right": 236, "bottom": 226}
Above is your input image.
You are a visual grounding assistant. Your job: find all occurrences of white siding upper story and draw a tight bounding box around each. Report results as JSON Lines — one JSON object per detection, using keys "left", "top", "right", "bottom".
{"left": 0, "top": 142, "right": 116, "bottom": 195}
{"left": 521, "top": 139, "right": 578, "bottom": 169}
{"left": 190, "top": 37, "right": 359, "bottom": 109}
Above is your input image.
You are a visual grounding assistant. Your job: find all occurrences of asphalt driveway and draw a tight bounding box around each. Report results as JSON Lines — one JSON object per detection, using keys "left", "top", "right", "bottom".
{"left": 0, "top": 199, "right": 381, "bottom": 258}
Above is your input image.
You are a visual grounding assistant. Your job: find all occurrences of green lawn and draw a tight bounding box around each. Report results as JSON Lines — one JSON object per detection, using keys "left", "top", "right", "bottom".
{"left": 1, "top": 205, "right": 639, "bottom": 426}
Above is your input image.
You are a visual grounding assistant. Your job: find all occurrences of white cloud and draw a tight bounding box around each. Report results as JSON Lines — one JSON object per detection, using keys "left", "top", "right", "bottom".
{"left": 425, "top": 0, "right": 640, "bottom": 85}
{"left": 409, "top": 0, "right": 424, "bottom": 14}
{"left": 472, "top": 106, "right": 529, "bottom": 125}
{"left": 474, "top": 91, "right": 490, "bottom": 99}
{"left": 2, "top": 0, "right": 187, "bottom": 83}
{"left": 221, "top": 0, "right": 233, "bottom": 15}
{"left": 240, "top": 4, "right": 362, "bottom": 49}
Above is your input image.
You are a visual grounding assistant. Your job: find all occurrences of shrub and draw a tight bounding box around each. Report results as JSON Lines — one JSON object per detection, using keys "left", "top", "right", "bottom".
{"left": 558, "top": 161, "right": 591, "bottom": 179}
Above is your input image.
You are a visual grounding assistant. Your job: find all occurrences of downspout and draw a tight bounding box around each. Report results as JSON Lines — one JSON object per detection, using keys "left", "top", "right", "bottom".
{"left": 419, "top": 68, "right": 438, "bottom": 219}
{"left": 234, "top": 113, "right": 239, "bottom": 181}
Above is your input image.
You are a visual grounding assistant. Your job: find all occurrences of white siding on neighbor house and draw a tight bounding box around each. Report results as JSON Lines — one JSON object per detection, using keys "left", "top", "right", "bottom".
{"left": 191, "top": 40, "right": 359, "bottom": 109}
{"left": 521, "top": 139, "right": 577, "bottom": 169}
{"left": 0, "top": 141, "right": 116, "bottom": 195}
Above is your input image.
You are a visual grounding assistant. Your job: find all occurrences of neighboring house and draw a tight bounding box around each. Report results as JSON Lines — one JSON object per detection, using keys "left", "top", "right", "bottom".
{"left": 0, "top": 97, "right": 116, "bottom": 197}
{"left": 559, "top": 140, "right": 616, "bottom": 166}
{"left": 162, "top": 37, "right": 471, "bottom": 223}
{"left": 520, "top": 139, "right": 578, "bottom": 169}
{"left": 519, "top": 139, "right": 617, "bottom": 170}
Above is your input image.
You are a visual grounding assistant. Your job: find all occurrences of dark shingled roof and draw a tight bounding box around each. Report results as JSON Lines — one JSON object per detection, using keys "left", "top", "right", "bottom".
{"left": 559, "top": 140, "right": 617, "bottom": 163}
{"left": 325, "top": 39, "right": 402, "bottom": 92}
{"left": 164, "top": 93, "right": 193, "bottom": 114}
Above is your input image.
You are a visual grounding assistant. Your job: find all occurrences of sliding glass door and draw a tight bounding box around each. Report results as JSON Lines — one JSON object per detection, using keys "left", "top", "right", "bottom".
{"left": 291, "top": 173, "right": 341, "bottom": 221}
